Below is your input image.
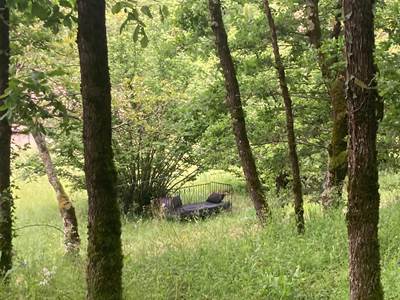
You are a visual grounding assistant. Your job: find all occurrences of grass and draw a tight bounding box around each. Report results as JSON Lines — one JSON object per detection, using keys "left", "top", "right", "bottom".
{"left": 0, "top": 172, "right": 399, "bottom": 299}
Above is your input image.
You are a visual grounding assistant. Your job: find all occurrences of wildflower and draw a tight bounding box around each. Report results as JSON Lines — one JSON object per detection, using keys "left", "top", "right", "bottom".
{"left": 293, "top": 10, "right": 304, "bottom": 20}
{"left": 38, "top": 266, "right": 57, "bottom": 287}
{"left": 297, "top": 25, "right": 307, "bottom": 34}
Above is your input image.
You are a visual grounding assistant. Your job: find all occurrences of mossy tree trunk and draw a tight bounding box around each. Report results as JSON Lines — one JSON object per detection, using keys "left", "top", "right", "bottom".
{"left": 208, "top": 0, "right": 270, "bottom": 225}
{"left": 321, "top": 76, "right": 348, "bottom": 207}
{"left": 263, "top": 0, "right": 304, "bottom": 234}
{"left": 32, "top": 131, "right": 80, "bottom": 253}
{"left": 77, "top": 0, "right": 123, "bottom": 299}
{"left": 0, "top": 0, "right": 13, "bottom": 278}
{"left": 306, "top": 0, "right": 348, "bottom": 207}
{"left": 344, "top": 0, "right": 383, "bottom": 298}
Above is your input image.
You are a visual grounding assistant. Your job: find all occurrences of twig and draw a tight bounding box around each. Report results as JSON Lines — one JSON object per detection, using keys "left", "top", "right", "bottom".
{"left": 15, "top": 224, "right": 64, "bottom": 234}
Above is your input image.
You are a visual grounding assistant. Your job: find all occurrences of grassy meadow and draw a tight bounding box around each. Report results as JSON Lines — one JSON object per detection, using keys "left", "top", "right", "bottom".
{"left": 0, "top": 172, "right": 399, "bottom": 299}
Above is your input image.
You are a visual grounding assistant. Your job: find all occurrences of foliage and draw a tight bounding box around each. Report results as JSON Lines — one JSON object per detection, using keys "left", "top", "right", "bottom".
{"left": 10, "top": 0, "right": 400, "bottom": 200}
{"left": 112, "top": 78, "right": 205, "bottom": 214}
{"left": 8, "top": 0, "right": 76, "bottom": 33}
{"left": 111, "top": 0, "right": 169, "bottom": 48}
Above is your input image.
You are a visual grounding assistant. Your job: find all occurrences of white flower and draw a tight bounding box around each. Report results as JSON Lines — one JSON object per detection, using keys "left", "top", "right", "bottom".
{"left": 39, "top": 279, "right": 49, "bottom": 286}
{"left": 297, "top": 25, "right": 307, "bottom": 34}
{"left": 42, "top": 267, "right": 51, "bottom": 277}
{"left": 38, "top": 266, "right": 57, "bottom": 287}
{"left": 293, "top": 10, "right": 304, "bottom": 20}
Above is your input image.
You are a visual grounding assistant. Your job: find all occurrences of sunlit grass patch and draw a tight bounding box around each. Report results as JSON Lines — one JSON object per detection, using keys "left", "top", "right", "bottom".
{"left": 2, "top": 172, "right": 399, "bottom": 299}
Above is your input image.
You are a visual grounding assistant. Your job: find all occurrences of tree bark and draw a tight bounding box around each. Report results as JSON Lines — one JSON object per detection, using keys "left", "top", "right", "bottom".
{"left": 305, "top": 0, "right": 322, "bottom": 53}
{"left": 32, "top": 131, "right": 80, "bottom": 253}
{"left": 344, "top": 0, "right": 383, "bottom": 299}
{"left": 208, "top": 0, "right": 269, "bottom": 225}
{"left": 77, "top": 0, "right": 123, "bottom": 299}
{"left": 263, "top": 0, "right": 304, "bottom": 233}
{"left": 321, "top": 75, "right": 348, "bottom": 208}
{"left": 0, "top": 0, "right": 13, "bottom": 278}
{"left": 305, "top": 0, "right": 348, "bottom": 207}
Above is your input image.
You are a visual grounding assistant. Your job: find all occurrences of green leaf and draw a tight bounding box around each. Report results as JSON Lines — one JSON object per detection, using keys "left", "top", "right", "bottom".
{"left": 159, "top": 6, "right": 165, "bottom": 23}
{"left": 120, "top": 17, "right": 130, "bottom": 34}
{"left": 31, "top": 2, "right": 50, "bottom": 20}
{"left": 129, "top": 9, "right": 139, "bottom": 21}
{"left": 63, "top": 16, "right": 73, "bottom": 29}
{"left": 140, "top": 31, "right": 149, "bottom": 48}
{"left": 162, "top": 5, "right": 169, "bottom": 17}
{"left": 0, "top": 89, "right": 11, "bottom": 100}
{"left": 112, "top": 2, "right": 124, "bottom": 14}
{"left": 47, "top": 68, "right": 67, "bottom": 77}
{"left": 112, "top": 1, "right": 133, "bottom": 14}
{"left": 16, "top": 1, "right": 29, "bottom": 11}
{"left": 31, "top": 71, "right": 46, "bottom": 82}
{"left": 140, "top": 6, "right": 152, "bottom": 19}
{"left": 133, "top": 25, "right": 141, "bottom": 42}
{"left": 159, "top": 5, "right": 169, "bottom": 23}
{"left": 59, "top": 0, "right": 73, "bottom": 8}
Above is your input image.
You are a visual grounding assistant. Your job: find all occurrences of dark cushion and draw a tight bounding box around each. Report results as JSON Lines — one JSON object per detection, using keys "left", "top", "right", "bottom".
{"left": 206, "top": 192, "right": 225, "bottom": 204}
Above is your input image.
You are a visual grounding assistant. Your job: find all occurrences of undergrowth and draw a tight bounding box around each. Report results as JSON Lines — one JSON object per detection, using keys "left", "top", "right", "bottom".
{"left": 0, "top": 173, "right": 399, "bottom": 299}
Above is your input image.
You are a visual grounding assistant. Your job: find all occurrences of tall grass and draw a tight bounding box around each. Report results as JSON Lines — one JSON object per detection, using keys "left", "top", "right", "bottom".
{"left": 0, "top": 173, "right": 399, "bottom": 299}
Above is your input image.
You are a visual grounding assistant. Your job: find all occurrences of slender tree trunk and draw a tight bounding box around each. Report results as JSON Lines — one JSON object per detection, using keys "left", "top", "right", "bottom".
{"left": 77, "top": 1, "right": 123, "bottom": 299}
{"left": 0, "top": 0, "right": 13, "bottom": 278}
{"left": 263, "top": 0, "right": 304, "bottom": 233}
{"left": 32, "top": 131, "right": 80, "bottom": 253}
{"left": 208, "top": 0, "right": 269, "bottom": 225}
{"left": 305, "top": 0, "right": 322, "bottom": 54}
{"left": 344, "top": 0, "right": 383, "bottom": 298}
{"left": 305, "top": 0, "right": 348, "bottom": 207}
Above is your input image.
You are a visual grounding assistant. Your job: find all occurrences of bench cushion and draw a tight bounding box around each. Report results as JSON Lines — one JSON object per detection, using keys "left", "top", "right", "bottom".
{"left": 206, "top": 192, "right": 225, "bottom": 204}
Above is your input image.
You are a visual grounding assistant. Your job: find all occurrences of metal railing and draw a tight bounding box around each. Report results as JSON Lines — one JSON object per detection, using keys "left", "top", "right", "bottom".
{"left": 172, "top": 182, "right": 234, "bottom": 205}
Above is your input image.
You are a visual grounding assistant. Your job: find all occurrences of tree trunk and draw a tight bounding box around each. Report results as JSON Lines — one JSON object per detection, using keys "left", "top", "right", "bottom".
{"left": 263, "top": 0, "right": 304, "bottom": 233}
{"left": 208, "top": 0, "right": 269, "bottom": 225}
{"left": 32, "top": 131, "right": 80, "bottom": 253}
{"left": 305, "top": 0, "right": 322, "bottom": 53}
{"left": 77, "top": 1, "right": 123, "bottom": 299}
{"left": 305, "top": 0, "right": 348, "bottom": 207}
{"left": 0, "top": 0, "right": 13, "bottom": 278}
{"left": 321, "top": 76, "right": 348, "bottom": 208}
{"left": 344, "top": 0, "right": 383, "bottom": 298}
